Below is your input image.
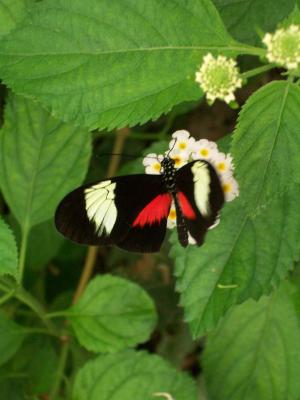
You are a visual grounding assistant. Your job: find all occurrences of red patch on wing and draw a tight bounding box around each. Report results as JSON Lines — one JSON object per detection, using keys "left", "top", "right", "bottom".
{"left": 133, "top": 193, "right": 172, "bottom": 227}
{"left": 178, "top": 192, "right": 196, "bottom": 219}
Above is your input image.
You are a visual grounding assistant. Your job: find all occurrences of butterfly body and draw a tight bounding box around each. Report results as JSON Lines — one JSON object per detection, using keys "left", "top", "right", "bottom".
{"left": 55, "top": 157, "right": 224, "bottom": 253}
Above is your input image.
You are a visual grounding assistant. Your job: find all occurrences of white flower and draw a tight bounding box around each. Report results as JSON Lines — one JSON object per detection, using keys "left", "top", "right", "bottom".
{"left": 169, "top": 130, "right": 195, "bottom": 154}
{"left": 211, "top": 152, "right": 234, "bottom": 176}
{"left": 191, "top": 139, "right": 219, "bottom": 162}
{"left": 195, "top": 53, "right": 242, "bottom": 104}
{"left": 263, "top": 24, "right": 300, "bottom": 70}
{"left": 167, "top": 148, "right": 189, "bottom": 169}
{"left": 167, "top": 203, "right": 177, "bottom": 229}
{"left": 143, "top": 153, "right": 163, "bottom": 175}
{"left": 221, "top": 176, "right": 239, "bottom": 201}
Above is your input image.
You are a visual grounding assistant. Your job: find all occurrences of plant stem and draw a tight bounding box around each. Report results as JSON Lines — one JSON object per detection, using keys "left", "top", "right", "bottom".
{"left": 0, "top": 289, "right": 15, "bottom": 305}
{"left": 15, "top": 287, "right": 53, "bottom": 331}
{"left": 45, "top": 310, "right": 70, "bottom": 319}
{"left": 242, "top": 64, "right": 275, "bottom": 80}
{"left": 18, "top": 223, "right": 30, "bottom": 285}
{"left": 49, "top": 339, "right": 70, "bottom": 400}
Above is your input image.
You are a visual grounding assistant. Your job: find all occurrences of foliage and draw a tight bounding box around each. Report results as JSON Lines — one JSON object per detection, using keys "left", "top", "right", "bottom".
{"left": 0, "top": 1, "right": 299, "bottom": 399}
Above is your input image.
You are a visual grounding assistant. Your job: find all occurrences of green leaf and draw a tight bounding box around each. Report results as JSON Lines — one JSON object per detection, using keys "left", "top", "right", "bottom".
{"left": 170, "top": 184, "right": 300, "bottom": 337}
{"left": 68, "top": 275, "right": 158, "bottom": 353}
{"left": 8, "top": 336, "right": 58, "bottom": 395}
{"left": 232, "top": 81, "right": 300, "bottom": 215}
{"left": 0, "top": 0, "right": 255, "bottom": 130}
{"left": 0, "top": 93, "right": 91, "bottom": 229}
{"left": 0, "top": 216, "right": 18, "bottom": 278}
{"left": 0, "top": 0, "right": 32, "bottom": 39}
{"left": 73, "top": 350, "right": 197, "bottom": 400}
{"left": 0, "top": 312, "right": 26, "bottom": 367}
{"left": 203, "top": 282, "right": 300, "bottom": 400}
{"left": 213, "top": 0, "right": 296, "bottom": 45}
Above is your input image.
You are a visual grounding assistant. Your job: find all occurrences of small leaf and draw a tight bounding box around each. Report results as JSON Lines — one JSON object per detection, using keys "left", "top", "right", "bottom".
{"left": 68, "top": 275, "right": 158, "bottom": 353}
{"left": 73, "top": 350, "right": 197, "bottom": 400}
{"left": 232, "top": 81, "right": 300, "bottom": 215}
{"left": 203, "top": 282, "right": 300, "bottom": 400}
{"left": 0, "top": 312, "right": 26, "bottom": 367}
{"left": 0, "top": 216, "right": 18, "bottom": 278}
{"left": 0, "top": 93, "right": 91, "bottom": 229}
{"left": 0, "top": 0, "right": 245, "bottom": 129}
{"left": 170, "top": 184, "right": 300, "bottom": 337}
{"left": 0, "top": 0, "right": 32, "bottom": 39}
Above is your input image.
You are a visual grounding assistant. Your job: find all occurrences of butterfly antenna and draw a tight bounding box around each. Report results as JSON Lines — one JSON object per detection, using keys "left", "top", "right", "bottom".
{"left": 96, "top": 153, "right": 158, "bottom": 160}
{"left": 166, "top": 137, "right": 177, "bottom": 157}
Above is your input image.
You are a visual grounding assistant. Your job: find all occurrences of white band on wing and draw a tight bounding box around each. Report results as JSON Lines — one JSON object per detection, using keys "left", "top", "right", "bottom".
{"left": 191, "top": 161, "right": 211, "bottom": 217}
{"left": 85, "top": 180, "right": 117, "bottom": 235}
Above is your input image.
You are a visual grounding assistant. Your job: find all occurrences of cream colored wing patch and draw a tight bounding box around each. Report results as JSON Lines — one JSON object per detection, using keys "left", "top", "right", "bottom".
{"left": 191, "top": 161, "right": 211, "bottom": 217}
{"left": 84, "top": 180, "right": 117, "bottom": 235}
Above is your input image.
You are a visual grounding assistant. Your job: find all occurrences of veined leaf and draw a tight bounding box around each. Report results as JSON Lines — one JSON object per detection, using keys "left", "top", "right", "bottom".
{"left": 0, "top": 0, "right": 256, "bottom": 130}
{"left": 203, "top": 282, "right": 300, "bottom": 400}
{"left": 0, "top": 94, "right": 91, "bottom": 229}
{"left": 0, "top": 216, "right": 18, "bottom": 278}
{"left": 0, "top": 312, "right": 26, "bottom": 367}
{"left": 232, "top": 81, "right": 300, "bottom": 215}
{"left": 68, "top": 275, "right": 157, "bottom": 353}
{"left": 73, "top": 350, "right": 197, "bottom": 400}
{"left": 0, "top": 0, "right": 32, "bottom": 39}
{"left": 170, "top": 184, "right": 300, "bottom": 338}
{"left": 213, "top": 0, "right": 295, "bottom": 45}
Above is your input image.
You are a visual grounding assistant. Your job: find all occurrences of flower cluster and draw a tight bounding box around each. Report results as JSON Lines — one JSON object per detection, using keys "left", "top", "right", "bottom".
{"left": 263, "top": 24, "right": 300, "bottom": 70}
{"left": 195, "top": 53, "right": 242, "bottom": 104}
{"left": 143, "top": 130, "right": 239, "bottom": 230}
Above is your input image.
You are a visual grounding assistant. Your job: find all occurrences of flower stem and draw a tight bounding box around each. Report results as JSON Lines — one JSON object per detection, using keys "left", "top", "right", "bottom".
{"left": 18, "top": 223, "right": 30, "bottom": 285}
{"left": 49, "top": 339, "right": 70, "bottom": 400}
{"left": 241, "top": 63, "right": 275, "bottom": 80}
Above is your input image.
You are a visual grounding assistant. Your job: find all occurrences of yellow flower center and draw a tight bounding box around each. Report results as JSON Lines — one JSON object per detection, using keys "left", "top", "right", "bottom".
{"left": 217, "top": 162, "right": 226, "bottom": 171}
{"left": 172, "top": 156, "right": 181, "bottom": 167}
{"left": 179, "top": 142, "right": 187, "bottom": 150}
{"left": 200, "top": 148, "right": 209, "bottom": 157}
{"left": 153, "top": 162, "right": 161, "bottom": 172}
{"left": 223, "top": 183, "right": 232, "bottom": 193}
{"left": 169, "top": 209, "right": 176, "bottom": 220}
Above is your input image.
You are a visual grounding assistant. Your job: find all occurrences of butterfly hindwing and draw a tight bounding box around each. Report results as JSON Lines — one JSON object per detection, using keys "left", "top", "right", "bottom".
{"left": 55, "top": 174, "right": 172, "bottom": 252}
{"left": 175, "top": 160, "right": 224, "bottom": 245}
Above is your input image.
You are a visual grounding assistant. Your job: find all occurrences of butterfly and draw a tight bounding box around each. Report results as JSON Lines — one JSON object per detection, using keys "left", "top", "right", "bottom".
{"left": 55, "top": 156, "right": 224, "bottom": 253}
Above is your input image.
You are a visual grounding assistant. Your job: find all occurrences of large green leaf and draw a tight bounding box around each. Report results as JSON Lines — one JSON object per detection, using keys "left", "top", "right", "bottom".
{"left": 213, "top": 0, "right": 296, "bottom": 45}
{"left": 232, "top": 81, "right": 300, "bottom": 215}
{"left": 0, "top": 94, "right": 91, "bottom": 229}
{"left": 68, "top": 275, "right": 157, "bottom": 353}
{"left": 203, "top": 282, "right": 300, "bottom": 400}
{"left": 170, "top": 184, "right": 300, "bottom": 338}
{"left": 0, "top": 216, "right": 18, "bottom": 278}
{"left": 0, "top": 0, "right": 32, "bottom": 39}
{"left": 0, "top": 0, "right": 258, "bottom": 130}
{"left": 0, "top": 312, "right": 26, "bottom": 367}
{"left": 73, "top": 350, "right": 197, "bottom": 400}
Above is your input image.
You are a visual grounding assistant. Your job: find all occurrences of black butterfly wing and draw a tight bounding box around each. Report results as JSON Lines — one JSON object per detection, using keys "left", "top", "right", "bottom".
{"left": 55, "top": 174, "right": 172, "bottom": 252}
{"left": 175, "top": 160, "right": 224, "bottom": 245}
